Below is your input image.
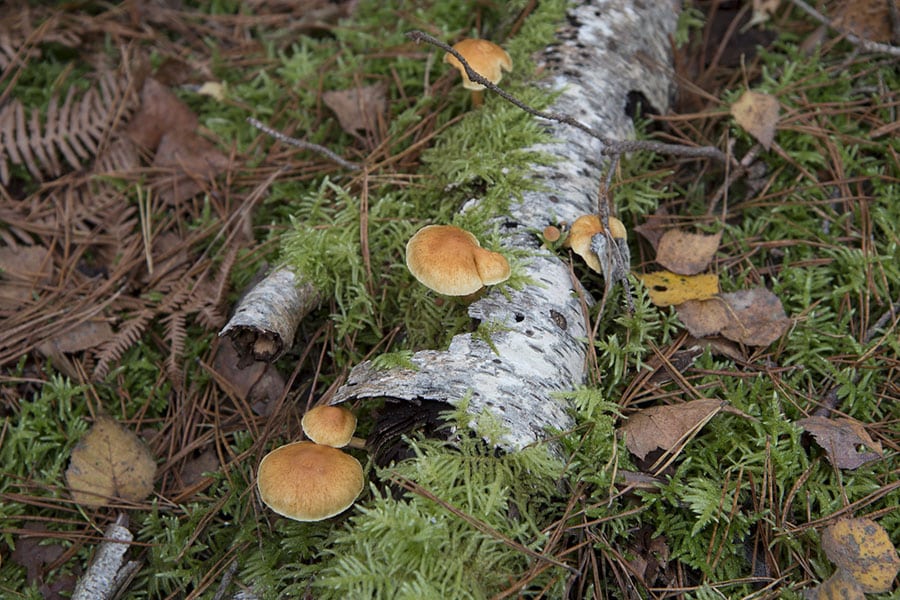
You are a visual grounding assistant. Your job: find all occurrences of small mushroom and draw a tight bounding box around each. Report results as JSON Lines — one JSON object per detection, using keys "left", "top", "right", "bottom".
{"left": 565, "top": 214, "right": 626, "bottom": 273}
{"left": 443, "top": 38, "right": 512, "bottom": 107}
{"left": 406, "top": 224, "right": 510, "bottom": 296}
{"left": 301, "top": 405, "right": 365, "bottom": 449}
{"left": 257, "top": 441, "right": 364, "bottom": 522}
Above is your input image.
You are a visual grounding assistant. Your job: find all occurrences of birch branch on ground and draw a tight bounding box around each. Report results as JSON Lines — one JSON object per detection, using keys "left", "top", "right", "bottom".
{"left": 332, "top": 0, "right": 679, "bottom": 451}
{"left": 72, "top": 514, "right": 140, "bottom": 600}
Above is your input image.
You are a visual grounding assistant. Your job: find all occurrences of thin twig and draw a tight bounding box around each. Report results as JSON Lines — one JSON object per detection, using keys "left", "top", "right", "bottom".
{"left": 788, "top": 0, "right": 900, "bottom": 56}
{"left": 406, "top": 30, "right": 730, "bottom": 163}
{"left": 247, "top": 117, "right": 361, "bottom": 171}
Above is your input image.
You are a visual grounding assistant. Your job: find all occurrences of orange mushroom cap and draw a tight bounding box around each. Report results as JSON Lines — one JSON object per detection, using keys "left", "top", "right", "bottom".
{"left": 257, "top": 441, "right": 364, "bottom": 522}
{"left": 564, "top": 215, "right": 626, "bottom": 273}
{"left": 443, "top": 39, "right": 512, "bottom": 91}
{"left": 406, "top": 224, "right": 510, "bottom": 296}
{"left": 301, "top": 405, "right": 357, "bottom": 448}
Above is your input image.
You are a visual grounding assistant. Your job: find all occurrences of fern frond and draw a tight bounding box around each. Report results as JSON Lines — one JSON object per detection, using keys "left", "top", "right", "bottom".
{"left": 93, "top": 311, "right": 152, "bottom": 380}
{"left": 0, "top": 73, "right": 135, "bottom": 184}
{"left": 162, "top": 311, "right": 187, "bottom": 386}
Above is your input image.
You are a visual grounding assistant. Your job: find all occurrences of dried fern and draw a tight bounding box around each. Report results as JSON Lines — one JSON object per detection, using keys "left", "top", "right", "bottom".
{"left": 93, "top": 310, "right": 153, "bottom": 381}
{"left": 0, "top": 7, "right": 82, "bottom": 72}
{"left": 0, "top": 72, "right": 136, "bottom": 184}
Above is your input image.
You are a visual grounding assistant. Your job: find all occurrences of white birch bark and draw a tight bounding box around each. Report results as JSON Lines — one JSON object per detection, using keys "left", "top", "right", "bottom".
{"left": 219, "top": 268, "right": 321, "bottom": 364}
{"left": 72, "top": 514, "right": 140, "bottom": 600}
{"left": 332, "top": 0, "right": 679, "bottom": 450}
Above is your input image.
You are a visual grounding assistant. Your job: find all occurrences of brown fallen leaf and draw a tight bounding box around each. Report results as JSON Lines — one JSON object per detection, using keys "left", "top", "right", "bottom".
{"left": 211, "top": 340, "right": 286, "bottom": 416}
{"left": 65, "top": 416, "right": 157, "bottom": 508}
{"left": 46, "top": 319, "right": 114, "bottom": 353}
{"left": 677, "top": 298, "right": 731, "bottom": 338}
{"left": 678, "top": 289, "right": 790, "bottom": 347}
{"left": 832, "top": 0, "right": 893, "bottom": 43}
{"left": 151, "top": 129, "right": 229, "bottom": 205}
{"left": 622, "top": 399, "right": 746, "bottom": 461}
{"left": 10, "top": 523, "right": 66, "bottom": 586}
{"left": 718, "top": 288, "right": 790, "bottom": 346}
{"left": 731, "top": 90, "right": 780, "bottom": 149}
{"left": 821, "top": 517, "right": 900, "bottom": 593}
{"left": 180, "top": 448, "right": 219, "bottom": 488}
{"left": 0, "top": 244, "right": 55, "bottom": 305}
{"left": 655, "top": 229, "right": 722, "bottom": 275}
{"left": 126, "top": 77, "right": 198, "bottom": 151}
{"left": 323, "top": 83, "right": 387, "bottom": 135}
{"left": 639, "top": 271, "right": 719, "bottom": 307}
{"left": 797, "top": 416, "right": 883, "bottom": 470}
{"left": 633, "top": 206, "right": 674, "bottom": 251}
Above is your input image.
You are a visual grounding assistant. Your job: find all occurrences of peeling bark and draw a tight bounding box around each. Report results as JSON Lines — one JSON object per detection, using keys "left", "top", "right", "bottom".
{"left": 219, "top": 268, "right": 321, "bottom": 365}
{"left": 332, "top": 0, "right": 679, "bottom": 450}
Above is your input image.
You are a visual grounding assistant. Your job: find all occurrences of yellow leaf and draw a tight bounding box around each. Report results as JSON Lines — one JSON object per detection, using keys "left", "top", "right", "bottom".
{"left": 810, "top": 568, "right": 865, "bottom": 600}
{"left": 822, "top": 517, "right": 900, "bottom": 593}
{"left": 638, "top": 271, "right": 719, "bottom": 307}
{"left": 65, "top": 416, "right": 157, "bottom": 508}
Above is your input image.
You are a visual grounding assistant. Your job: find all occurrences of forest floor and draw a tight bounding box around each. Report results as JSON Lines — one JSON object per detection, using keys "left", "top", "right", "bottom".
{"left": 1, "top": 1, "right": 898, "bottom": 599}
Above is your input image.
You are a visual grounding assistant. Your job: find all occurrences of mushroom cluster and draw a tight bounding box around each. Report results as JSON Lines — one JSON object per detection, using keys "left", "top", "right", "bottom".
{"left": 257, "top": 405, "right": 364, "bottom": 522}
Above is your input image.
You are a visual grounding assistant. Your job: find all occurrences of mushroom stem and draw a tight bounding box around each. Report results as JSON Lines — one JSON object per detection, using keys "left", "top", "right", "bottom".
{"left": 346, "top": 436, "right": 368, "bottom": 450}
{"left": 471, "top": 89, "right": 484, "bottom": 107}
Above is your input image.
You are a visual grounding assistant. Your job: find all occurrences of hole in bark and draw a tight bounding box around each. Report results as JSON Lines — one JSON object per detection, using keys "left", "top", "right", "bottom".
{"left": 514, "top": 313, "right": 525, "bottom": 322}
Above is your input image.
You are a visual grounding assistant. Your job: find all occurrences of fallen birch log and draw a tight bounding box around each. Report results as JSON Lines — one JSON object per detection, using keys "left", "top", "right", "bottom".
{"left": 331, "top": 0, "right": 678, "bottom": 450}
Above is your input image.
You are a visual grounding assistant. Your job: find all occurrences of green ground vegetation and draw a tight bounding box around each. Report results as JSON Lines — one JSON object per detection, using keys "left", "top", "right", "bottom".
{"left": 1, "top": 1, "right": 898, "bottom": 599}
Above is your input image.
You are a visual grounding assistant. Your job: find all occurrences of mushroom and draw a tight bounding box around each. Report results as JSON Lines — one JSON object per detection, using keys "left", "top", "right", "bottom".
{"left": 443, "top": 38, "right": 512, "bottom": 107}
{"left": 406, "top": 224, "right": 510, "bottom": 296}
{"left": 257, "top": 441, "right": 364, "bottom": 522}
{"left": 564, "top": 214, "right": 627, "bottom": 273}
{"left": 301, "top": 405, "right": 366, "bottom": 449}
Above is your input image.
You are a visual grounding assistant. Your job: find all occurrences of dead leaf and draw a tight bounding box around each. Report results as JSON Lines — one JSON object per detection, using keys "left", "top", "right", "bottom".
{"left": 10, "top": 523, "right": 65, "bottom": 585}
{"left": 805, "top": 568, "right": 866, "bottom": 600}
{"left": 126, "top": 77, "right": 198, "bottom": 150}
{"left": 211, "top": 340, "right": 285, "bottom": 416}
{"left": 197, "top": 81, "right": 226, "bottom": 101}
{"left": 46, "top": 319, "right": 114, "bottom": 353}
{"left": 655, "top": 229, "right": 722, "bottom": 275}
{"left": 797, "top": 416, "right": 883, "bottom": 470}
{"left": 832, "top": 0, "right": 893, "bottom": 43}
{"left": 821, "top": 518, "right": 900, "bottom": 593}
{"left": 639, "top": 271, "right": 719, "bottom": 307}
{"left": 677, "top": 298, "right": 731, "bottom": 338}
{"left": 731, "top": 90, "right": 780, "bottom": 149}
{"left": 180, "top": 449, "right": 219, "bottom": 488}
{"left": 633, "top": 206, "right": 674, "bottom": 251}
{"left": 623, "top": 399, "right": 743, "bottom": 461}
{"left": 151, "top": 129, "right": 229, "bottom": 205}
{"left": 677, "top": 289, "right": 789, "bottom": 346}
{"left": 718, "top": 288, "right": 790, "bottom": 346}
{"left": 0, "top": 244, "right": 55, "bottom": 309}
{"left": 323, "top": 84, "right": 387, "bottom": 135}
{"left": 65, "top": 416, "right": 157, "bottom": 507}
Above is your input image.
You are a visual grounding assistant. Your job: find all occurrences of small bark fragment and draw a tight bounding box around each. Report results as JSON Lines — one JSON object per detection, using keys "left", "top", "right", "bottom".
{"left": 72, "top": 515, "right": 140, "bottom": 600}
{"left": 219, "top": 268, "right": 321, "bottom": 365}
